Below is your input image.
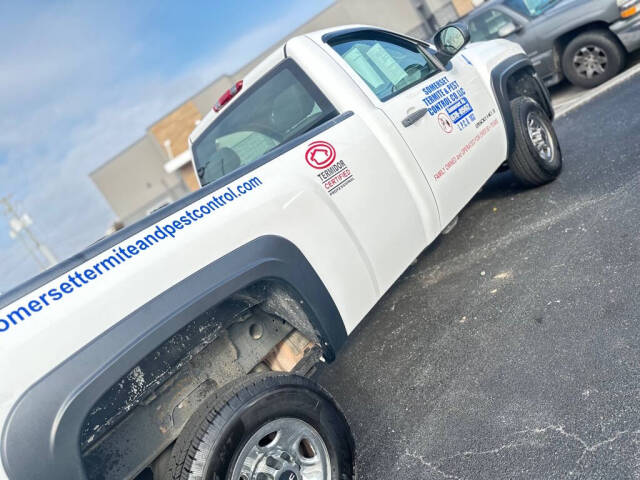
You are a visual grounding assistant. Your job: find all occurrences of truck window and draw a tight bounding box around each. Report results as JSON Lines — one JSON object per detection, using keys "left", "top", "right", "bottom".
{"left": 193, "top": 60, "right": 337, "bottom": 186}
{"left": 503, "top": 0, "right": 560, "bottom": 16}
{"left": 503, "top": 0, "right": 532, "bottom": 16}
{"left": 468, "top": 9, "right": 516, "bottom": 41}
{"left": 329, "top": 33, "right": 439, "bottom": 102}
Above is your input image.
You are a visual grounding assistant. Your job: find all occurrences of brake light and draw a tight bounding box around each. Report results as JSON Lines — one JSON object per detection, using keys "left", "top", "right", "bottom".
{"left": 213, "top": 80, "right": 243, "bottom": 112}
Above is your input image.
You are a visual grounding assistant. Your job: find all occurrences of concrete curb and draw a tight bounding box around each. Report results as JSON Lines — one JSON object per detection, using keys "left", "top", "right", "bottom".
{"left": 553, "top": 62, "right": 640, "bottom": 117}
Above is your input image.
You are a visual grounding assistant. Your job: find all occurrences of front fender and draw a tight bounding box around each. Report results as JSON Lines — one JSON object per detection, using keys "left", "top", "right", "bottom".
{"left": 489, "top": 53, "right": 554, "bottom": 157}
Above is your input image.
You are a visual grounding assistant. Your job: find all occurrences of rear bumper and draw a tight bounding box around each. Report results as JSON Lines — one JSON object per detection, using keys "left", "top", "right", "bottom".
{"left": 611, "top": 13, "right": 640, "bottom": 52}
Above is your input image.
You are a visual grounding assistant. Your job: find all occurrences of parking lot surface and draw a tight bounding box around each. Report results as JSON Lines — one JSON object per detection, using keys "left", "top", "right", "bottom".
{"left": 318, "top": 71, "right": 640, "bottom": 478}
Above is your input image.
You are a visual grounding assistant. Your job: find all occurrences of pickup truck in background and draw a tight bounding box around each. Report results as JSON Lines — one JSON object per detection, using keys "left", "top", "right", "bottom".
{"left": 0, "top": 23, "right": 561, "bottom": 480}
{"left": 463, "top": 0, "right": 640, "bottom": 88}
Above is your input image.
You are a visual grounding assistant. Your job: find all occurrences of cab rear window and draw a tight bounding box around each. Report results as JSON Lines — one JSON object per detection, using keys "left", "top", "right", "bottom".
{"left": 193, "top": 60, "right": 337, "bottom": 186}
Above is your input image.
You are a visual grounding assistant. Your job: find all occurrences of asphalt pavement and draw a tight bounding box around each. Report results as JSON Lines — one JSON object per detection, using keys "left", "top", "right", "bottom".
{"left": 318, "top": 70, "right": 640, "bottom": 478}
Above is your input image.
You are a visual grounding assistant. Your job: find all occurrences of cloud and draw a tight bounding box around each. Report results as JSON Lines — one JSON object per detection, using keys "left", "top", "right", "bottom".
{"left": 0, "top": 1, "right": 331, "bottom": 293}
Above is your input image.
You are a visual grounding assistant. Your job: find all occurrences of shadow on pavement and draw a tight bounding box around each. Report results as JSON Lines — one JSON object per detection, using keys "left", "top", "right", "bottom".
{"left": 473, "top": 170, "right": 530, "bottom": 201}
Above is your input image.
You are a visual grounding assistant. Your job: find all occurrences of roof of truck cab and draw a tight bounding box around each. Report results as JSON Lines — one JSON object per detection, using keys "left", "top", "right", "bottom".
{"left": 302, "top": 24, "right": 371, "bottom": 43}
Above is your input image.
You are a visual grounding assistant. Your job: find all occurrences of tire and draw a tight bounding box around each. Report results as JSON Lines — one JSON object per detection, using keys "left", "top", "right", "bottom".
{"left": 561, "top": 30, "right": 626, "bottom": 88}
{"left": 507, "top": 96, "right": 562, "bottom": 187}
{"left": 164, "top": 372, "right": 355, "bottom": 480}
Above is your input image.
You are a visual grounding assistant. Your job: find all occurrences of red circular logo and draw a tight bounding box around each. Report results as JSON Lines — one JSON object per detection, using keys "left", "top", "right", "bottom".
{"left": 438, "top": 113, "right": 454, "bottom": 134}
{"left": 305, "top": 141, "right": 336, "bottom": 169}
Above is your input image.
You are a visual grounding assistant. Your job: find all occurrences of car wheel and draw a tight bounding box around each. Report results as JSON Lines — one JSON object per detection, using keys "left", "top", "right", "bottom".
{"left": 561, "top": 30, "right": 626, "bottom": 88}
{"left": 508, "top": 97, "right": 562, "bottom": 187}
{"left": 164, "top": 372, "right": 355, "bottom": 480}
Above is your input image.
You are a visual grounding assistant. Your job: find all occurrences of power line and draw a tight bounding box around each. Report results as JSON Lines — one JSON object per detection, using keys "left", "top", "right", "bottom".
{"left": 0, "top": 195, "right": 58, "bottom": 271}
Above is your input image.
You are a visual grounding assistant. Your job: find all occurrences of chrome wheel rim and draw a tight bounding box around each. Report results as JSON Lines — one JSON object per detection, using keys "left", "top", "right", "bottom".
{"left": 573, "top": 45, "right": 608, "bottom": 79}
{"left": 526, "top": 112, "right": 554, "bottom": 163}
{"left": 231, "top": 418, "right": 330, "bottom": 480}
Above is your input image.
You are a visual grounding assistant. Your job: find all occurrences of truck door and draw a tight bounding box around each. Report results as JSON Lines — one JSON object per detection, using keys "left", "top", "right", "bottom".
{"left": 326, "top": 30, "right": 507, "bottom": 227}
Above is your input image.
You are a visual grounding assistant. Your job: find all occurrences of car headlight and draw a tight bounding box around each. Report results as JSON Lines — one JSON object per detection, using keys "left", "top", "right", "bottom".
{"left": 618, "top": 0, "right": 639, "bottom": 17}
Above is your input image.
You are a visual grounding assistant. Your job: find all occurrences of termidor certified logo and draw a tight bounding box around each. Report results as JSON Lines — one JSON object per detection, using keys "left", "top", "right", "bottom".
{"left": 305, "top": 140, "right": 354, "bottom": 196}
{"left": 305, "top": 141, "right": 336, "bottom": 169}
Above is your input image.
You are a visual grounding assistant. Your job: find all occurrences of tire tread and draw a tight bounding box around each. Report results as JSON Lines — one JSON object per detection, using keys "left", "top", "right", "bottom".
{"left": 561, "top": 30, "right": 625, "bottom": 88}
{"left": 507, "top": 96, "right": 562, "bottom": 187}
{"left": 163, "top": 372, "right": 351, "bottom": 480}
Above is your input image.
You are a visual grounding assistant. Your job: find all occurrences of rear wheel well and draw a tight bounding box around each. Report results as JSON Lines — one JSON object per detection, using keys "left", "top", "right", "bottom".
{"left": 80, "top": 279, "right": 324, "bottom": 480}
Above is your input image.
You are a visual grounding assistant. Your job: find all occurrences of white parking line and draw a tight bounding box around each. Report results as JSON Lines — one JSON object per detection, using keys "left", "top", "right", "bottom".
{"left": 553, "top": 62, "right": 640, "bottom": 117}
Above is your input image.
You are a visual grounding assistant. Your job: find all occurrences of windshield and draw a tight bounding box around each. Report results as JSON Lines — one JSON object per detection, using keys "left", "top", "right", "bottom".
{"left": 514, "top": 0, "right": 560, "bottom": 16}
{"left": 192, "top": 60, "right": 337, "bottom": 187}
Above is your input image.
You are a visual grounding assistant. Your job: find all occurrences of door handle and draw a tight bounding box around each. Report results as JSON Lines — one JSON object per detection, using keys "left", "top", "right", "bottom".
{"left": 402, "top": 108, "right": 429, "bottom": 127}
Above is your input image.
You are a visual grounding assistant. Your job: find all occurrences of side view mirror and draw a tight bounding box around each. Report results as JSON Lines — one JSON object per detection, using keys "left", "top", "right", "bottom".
{"left": 498, "top": 22, "right": 520, "bottom": 37}
{"left": 433, "top": 23, "right": 471, "bottom": 63}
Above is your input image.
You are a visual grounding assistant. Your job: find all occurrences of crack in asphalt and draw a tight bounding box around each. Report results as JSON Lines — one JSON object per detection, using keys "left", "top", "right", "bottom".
{"left": 403, "top": 450, "right": 462, "bottom": 480}
{"left": 404, "top": 425, "right": 640, "bottom": 479}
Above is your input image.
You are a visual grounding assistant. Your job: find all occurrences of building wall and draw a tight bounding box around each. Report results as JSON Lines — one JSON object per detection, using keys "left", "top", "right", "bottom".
{"left": 90, "top": 136, "right": 188, "bottom": 225}
{"left": 178, "top": 163, "right": 200, "bottom": 192}
{"left": 451, "top": 0, "right": 475, "bottom": 16}
{"left": 191, "top": 76, "right": 234, "bottom": 117}
{"left": 149, "top": 101, "right": 202, "bottom": 158}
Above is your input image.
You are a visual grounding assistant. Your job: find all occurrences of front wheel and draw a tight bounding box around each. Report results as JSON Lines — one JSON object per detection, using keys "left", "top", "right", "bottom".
{"left": 164, "top": 372, "right": 355, "bottom": 480}
{"left": 561, "top": 31, "right": 626, "bottom": 88}
{"left": 507, "top": 97, "right": 562, "bottom": 187}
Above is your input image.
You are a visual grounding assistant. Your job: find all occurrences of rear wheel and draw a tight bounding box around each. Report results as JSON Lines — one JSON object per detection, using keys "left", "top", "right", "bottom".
{"left": 561, "top": 30, "right": 626, "bottom": 88}
{"left": 507, "top": 97, "right": 562, "bottom": 187}
{"left": 164, "top": 372, "right": 355, "bottom": 480}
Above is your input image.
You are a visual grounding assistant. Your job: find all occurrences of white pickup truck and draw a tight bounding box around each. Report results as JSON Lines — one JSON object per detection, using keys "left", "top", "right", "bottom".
{"left": 0, "top": 23, "right": 561, "bottom": 480}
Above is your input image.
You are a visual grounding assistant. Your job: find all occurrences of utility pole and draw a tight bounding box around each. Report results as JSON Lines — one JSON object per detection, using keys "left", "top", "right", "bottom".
{"left": 0, "top": 195, "right": 58, "bottom": 271}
